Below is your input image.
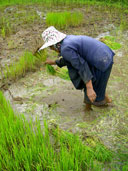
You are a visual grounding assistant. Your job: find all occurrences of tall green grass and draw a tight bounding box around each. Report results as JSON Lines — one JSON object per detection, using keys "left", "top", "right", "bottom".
{"left": 46, "top": 11, "right": 83, "bottom": 29}
{"left": 0, "top": 51, "right": 70, "bottom": 83}
{"left": 0, "top": 91, "right": 114, "bottom": 170}
{"left": 0, "top": 17, "right": 14, "bottom": 38}
{"left": 2, "top": 51, "right": 47, "bottom": 81}
{"left": 0, "top": 0, "right": 128, "bottom": 7}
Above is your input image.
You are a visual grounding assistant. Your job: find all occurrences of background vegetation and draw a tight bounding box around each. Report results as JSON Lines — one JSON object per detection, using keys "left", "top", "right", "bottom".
{"left": 46, "top": 12, "right": 83, "bottom": 29}
{"left": 0, "top": 0, "right": 128, "bottom": 6}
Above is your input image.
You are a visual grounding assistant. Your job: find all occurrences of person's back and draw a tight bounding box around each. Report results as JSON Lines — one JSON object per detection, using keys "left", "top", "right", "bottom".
{"left": 39, "top": 26, "right": 115, "bottom": 110}
{"left": 61, "top": 35, "right": 115, "bottom": 72}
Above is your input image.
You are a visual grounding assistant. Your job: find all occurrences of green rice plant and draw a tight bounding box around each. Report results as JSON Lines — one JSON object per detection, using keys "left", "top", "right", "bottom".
{"left": 46, "top": 64, "right": 56, "bottom": 75}
{"left": 1, "top": 27, "right": 6, "bottom": 38}
{"left": 1, "top": 91, "right": 128, "bottom": 170}
{"left": 36, "top": 50, "right": 47, "bottom": 62}
{"left": 93, "top": 143, "right": 112, "bottom": 162}
{"left": 70, "top": 12, "right": 84, "bottom": 27}
{"left": 100, "top": 36, "right": 121, "bottom": 50}
{"left": 0, "top": 17, "right": 12, "bottom": 38}
{"left": 0, "top": 0, "right": 128, "bottom": 8}
{"left": 4, "top": 51, "right": 47, "bottom": 81}
{"left": 56, "top": 67, "right": 70, "bottom": 80}
{"left": 122, "top": 164, "right": 128, "bottom": 171}
{"left": 119, "top": 19, "right": 128, "bottom": 31}
{"left": 45, "top": 64, "right": 70, "bottom": 80}
{"left": 46, "top": 11, "right": 83, "bottom": 29}
{"left": 22, "top": 13, "right": 41, "bottom": 24}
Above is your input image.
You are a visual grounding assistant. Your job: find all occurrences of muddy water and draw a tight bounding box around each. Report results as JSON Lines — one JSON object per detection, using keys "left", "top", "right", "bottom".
{"left": 3, "top": 28, "right": 128, "bottom": 154}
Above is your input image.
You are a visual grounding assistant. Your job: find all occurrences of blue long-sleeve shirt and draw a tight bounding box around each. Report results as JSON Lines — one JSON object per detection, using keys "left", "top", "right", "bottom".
{"left": 56, "top": 35, "right": 115, "bottom": 89}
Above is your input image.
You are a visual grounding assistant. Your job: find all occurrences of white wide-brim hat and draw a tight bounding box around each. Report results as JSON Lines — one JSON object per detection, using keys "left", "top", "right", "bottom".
{"left": 39, "top": 26, "right": 66, "bottom": 51}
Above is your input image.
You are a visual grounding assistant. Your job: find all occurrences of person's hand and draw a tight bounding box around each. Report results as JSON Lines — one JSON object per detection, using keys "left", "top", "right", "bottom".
{"left": 45, "top": 59, "right": 56, "bottom": 65}
{"left": 87, "top": 88, "right": 97, "bottom": 103}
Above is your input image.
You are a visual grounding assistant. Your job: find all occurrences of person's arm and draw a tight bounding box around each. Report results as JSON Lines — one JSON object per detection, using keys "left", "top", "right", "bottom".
{"left": 86, "top": 80, "right": 97, "bottom": 103}
{"left": 62, "top": 47, "right": 96, "bottom": 102}
{"left": 45, "top": 59, "right": 56, "bottom": 65}
{"left": 45, "top": 58, "right": 67, "bottom": 68}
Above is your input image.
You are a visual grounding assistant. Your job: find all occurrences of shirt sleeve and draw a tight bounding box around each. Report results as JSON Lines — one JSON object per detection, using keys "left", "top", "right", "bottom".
{"left": 61, "top": 47, "right": 93, "bottom": 84}
{"left": 55, "top": 58, "right": 67, "bottom": 68}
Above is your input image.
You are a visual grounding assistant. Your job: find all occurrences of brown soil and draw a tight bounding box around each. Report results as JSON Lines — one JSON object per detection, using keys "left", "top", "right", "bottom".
{"left": 1, "top": 4, "right": 128, "bottom": 154}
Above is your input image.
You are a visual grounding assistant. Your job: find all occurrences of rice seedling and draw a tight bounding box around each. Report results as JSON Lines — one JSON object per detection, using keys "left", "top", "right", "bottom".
{"left": 0, "top": 90, "right": 114, "bottom": 170}
{"left": 45, "top": 64, "right": 70, "bottom": 80}
{"left": 1, "top": 27, "right": 6, "bottom": 38}
{"left": 0, "top": 0, "right": 128, "bottom": 8}
{"left": 56, "top": 67, "right": 70, "bottom": 80}
{"left": 46, "top": 64, "right": 56, "bottom": 75}
{"left": 22, "top": 13, "right": 41, "bottom": 24}
{"left": 0, "top": 17, "right": 13, "bottom": 38}
{"left": 3, "top": 51, "right": 47, "bottom": 81}
{"left": 100, "top": 36, "right": 122, "bottom": 50}
{"left": 46, "top": 11, "right": 83, "bottom": 29}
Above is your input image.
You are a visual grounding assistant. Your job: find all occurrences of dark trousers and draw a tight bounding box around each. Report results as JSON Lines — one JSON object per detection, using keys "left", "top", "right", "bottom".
{"left": 84, "top": 63, "right": 113, "bottom": 104}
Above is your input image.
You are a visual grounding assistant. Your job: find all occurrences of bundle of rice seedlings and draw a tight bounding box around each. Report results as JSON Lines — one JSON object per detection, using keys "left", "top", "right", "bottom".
{"left": 46, "top": 64, "right": 56, "bottom": 75}
{"left": 56, "top": 67, "right": 70, "bottom": 80}
{"left": 100, "top": 36, "right": 121, "bottom": 50}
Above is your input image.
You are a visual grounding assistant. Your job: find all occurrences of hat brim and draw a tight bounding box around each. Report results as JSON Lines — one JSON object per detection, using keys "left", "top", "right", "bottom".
{"left": 39, "top": 41, "right": 56, "bottom": 51}
{"left": 39, "top": 34, "right": 66, "bottom": 51}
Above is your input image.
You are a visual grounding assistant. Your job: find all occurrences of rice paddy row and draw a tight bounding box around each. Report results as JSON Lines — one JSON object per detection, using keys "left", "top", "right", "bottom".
{"left": 0, "top": 51, "right": 70, "bottom": 89}
{"left": 0, "top": 0, "right": 128, "bottom": 7}
{"left": 0, "top": 35, "right": 121, "bottom": 86}
{"left": 0, "top": 11, "right": 83, "bottom": 39}
{"left": 0, "top": 51, "right": 46, "bottom": 81}
{"left": 1, "top": 91, "right": 126, "bottom": 170}
{"left": 46, "top": 12, "right": 83, "bottom": 29}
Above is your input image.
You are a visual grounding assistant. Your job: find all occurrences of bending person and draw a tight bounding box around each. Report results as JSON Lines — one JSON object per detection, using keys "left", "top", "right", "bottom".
{"left": 39, "top": 26, "right": 115, "bottom": 110}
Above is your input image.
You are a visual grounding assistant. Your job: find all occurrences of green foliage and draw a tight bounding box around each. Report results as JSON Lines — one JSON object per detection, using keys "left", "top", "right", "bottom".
{"left": 4, "top": 51, "right": 47, "bottom": 81}
{"left": 0, "top": 91, "right": 114, "bottom": 170}
{"left": 1, "top": 27, "right": 6, "bottom": 38}
{"left": 122, "top": 164, "right": 128, "bottom": 171}
{"left": 45, "top": 65, "right": 70, "bottom": 80}
{"left": 56, "top": 67, "right": 70, "bottom": 80}
{"left": 0, "top": 17, "right": 13, "bottom": 38}
{"left": 46, "top": 11, "right": 83, "bottom": 29}
{"left": 46, "top": 64, "right": 56, "bottom": 75}
{"left": 0, "top": 0, "right": 128, "bottom": 7}
{"left": 100, "top": 36, "right": 121, "bottom": 50}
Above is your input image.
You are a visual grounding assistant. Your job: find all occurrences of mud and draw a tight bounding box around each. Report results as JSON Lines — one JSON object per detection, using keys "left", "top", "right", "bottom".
{"left": 1, "top": 4, "right": 128, "bottom": 155}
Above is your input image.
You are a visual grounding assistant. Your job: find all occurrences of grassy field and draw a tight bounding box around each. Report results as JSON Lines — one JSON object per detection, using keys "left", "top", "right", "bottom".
{"left": 0, "top": 0, "right": 128, "bottom": 6}
{"left": 0, "top": 91, "right": 115, "bottom": 170}
{"left": 0, "top": 0, "right": 128, "bottom": 170}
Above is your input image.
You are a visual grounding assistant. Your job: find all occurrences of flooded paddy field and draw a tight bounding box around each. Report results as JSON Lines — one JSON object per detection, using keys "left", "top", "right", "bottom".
{"left": 0, "top": 2, "right": 128, "bottom": 170}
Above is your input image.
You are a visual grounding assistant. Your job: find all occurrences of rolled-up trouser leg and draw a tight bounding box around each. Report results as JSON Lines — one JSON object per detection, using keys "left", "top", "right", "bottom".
{"left": 84, "top": 64, "right": 113, "bottom": 106}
